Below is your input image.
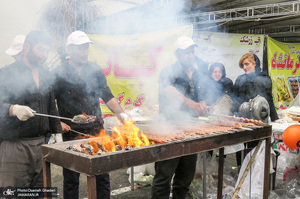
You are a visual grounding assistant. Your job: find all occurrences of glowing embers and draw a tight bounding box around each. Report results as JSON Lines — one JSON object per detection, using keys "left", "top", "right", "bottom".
{"left": 66, "top": 120, "right": 153, "bottom": 155}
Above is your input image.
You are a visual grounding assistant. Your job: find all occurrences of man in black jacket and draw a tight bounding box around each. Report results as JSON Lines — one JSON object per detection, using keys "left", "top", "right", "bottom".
{"left": 151, "top": 36, "right": 209, "bottom": 199}
{"left": 53, "top": 30, "right": 129, "bottom": 199}
{"left": 0, "top": 30, "right": 62, "bottom": 187}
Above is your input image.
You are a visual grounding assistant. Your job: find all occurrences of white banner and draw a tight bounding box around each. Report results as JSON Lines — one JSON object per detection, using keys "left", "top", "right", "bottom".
{"left": 193, "top": 31, "right": 265, "bottom": 82}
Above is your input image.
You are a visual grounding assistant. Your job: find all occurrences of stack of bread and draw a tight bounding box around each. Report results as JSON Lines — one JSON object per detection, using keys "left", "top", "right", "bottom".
{"left": 286, "top": 106, "right": 300, "bottom": 121}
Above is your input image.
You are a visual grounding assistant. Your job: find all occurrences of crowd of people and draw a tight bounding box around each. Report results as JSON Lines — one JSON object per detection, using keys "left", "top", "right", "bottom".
{"left": 0, "top": 31, "right": 278, "bottom": 199}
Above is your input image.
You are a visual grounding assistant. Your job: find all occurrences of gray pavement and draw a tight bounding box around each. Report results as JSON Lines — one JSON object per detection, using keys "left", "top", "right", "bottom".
{"left": 50, "top": 152, "right": 238, "bottom": 199}
{"left": 49, "top": 150, "right": 289, "bottom": 199}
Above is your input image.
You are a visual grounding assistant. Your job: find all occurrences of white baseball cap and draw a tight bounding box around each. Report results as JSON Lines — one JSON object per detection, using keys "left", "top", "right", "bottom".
{"left": 174, "top": 36, "right": 197, "bottom": 51}
{"left": 66, "top": 30, "right": 94, "bottom": 47}
{"left": 5, "top": 35, "right": 26, "bottom": 56}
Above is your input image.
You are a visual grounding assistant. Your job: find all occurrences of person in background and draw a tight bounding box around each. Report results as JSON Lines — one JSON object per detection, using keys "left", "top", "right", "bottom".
{"left": 234, "top": 53, "right": 278, "bottom": 121}
{"left": 53, "top": 30, "right": 130, "bottom": 199}
{"left": 0, "top": 30, "right": 62, "bottom": 187}
{"left": 233, "top": 53, "right": 278, "bottom": 167}
{"left": 151, "top": 36, "right": 209, "bottom": 199}
{"left": 205, "top": 62, "right": 234, "bottom": 106}
{"left": 5, "top": 34, "right": 26, "bottom": 62}
{"left": 204, "top": 62, "right": 234, "bottom": 157}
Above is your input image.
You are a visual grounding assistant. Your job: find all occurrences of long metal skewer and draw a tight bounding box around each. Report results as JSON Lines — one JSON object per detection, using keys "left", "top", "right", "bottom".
{"left": 34, "top": 113, "right": 73, "bottom": 121}
{"left": 69, "top": 129, "right": 94, "bottom": 137}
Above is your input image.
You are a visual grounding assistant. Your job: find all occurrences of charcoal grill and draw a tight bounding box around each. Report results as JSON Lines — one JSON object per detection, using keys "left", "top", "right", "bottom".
{"left": 42, "top": 123, "right": 272, "bottom": 199}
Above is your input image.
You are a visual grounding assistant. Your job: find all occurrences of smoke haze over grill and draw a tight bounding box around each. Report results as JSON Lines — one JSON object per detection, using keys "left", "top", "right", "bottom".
{"left": 0, "top": 0, "right": 226, "bottom": 133}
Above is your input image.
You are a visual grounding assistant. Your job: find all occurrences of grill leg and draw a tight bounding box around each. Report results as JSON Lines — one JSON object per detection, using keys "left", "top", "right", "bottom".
{"left": 43, "top": 161, "right": 52, "bottom": 199}
{"left": 131, "top": 167, "right": 135, "bottom": 191}
{"left": 203, "top": 152, "right": 206, "bottom": 199}
{"left": 263, "top": 137, "right": 271, "bottom": 199}
{"left": 87, "top": 175, "right": 97, "bottom": 199}
{"left": 217, "top": 148, "right": 224, "bottom": 199}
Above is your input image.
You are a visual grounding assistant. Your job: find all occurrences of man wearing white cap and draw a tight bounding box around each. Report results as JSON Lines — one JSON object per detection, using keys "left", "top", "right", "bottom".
{"left": 151, "top": 36, "right": 209, "bottom": 199}
{"left": 53, "top": 30, "right": 130, "bottom": 199}
{"left": 5, "top": 35, "right": 26, "bottom": 61}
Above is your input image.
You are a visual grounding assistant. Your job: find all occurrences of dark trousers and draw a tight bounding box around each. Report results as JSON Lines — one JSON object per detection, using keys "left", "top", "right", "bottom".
{"left": 63, "top": 168, "right": 110, "bottom": 199}
{"left": 151, "top": 154, "right": 197, "bottom": 199}
{"left": 0, "top": 137, "right": 45, "bottom": 187}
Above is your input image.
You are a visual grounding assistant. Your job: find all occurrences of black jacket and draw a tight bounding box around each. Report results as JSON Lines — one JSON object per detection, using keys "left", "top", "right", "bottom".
{"left": 205, "top": 77, "right": 234, "bottom": 106}
{"left": 234, "top": 71, "right": 279, "bottom": 121}
{"left": 53, "top": 61, "right": 114, "bottom": 140}
{"left": 0, "top": 60, "right": 62, "bottom": 140}
{"left": 159, "top": 62, "right": 206, "bottom": 121}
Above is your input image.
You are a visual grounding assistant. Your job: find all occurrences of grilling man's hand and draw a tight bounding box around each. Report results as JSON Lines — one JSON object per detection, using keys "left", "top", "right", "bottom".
{"left": 119, "top": 113, "right": 131, "bottom": 124}
{"left": 61, "top": 122, "right": 71, "bottom": 133}
{"left": 12, "top": 105, "right": 36, "bottom": 121}
{"left": 194, "top": 101, "right": 209, "bottom": 116}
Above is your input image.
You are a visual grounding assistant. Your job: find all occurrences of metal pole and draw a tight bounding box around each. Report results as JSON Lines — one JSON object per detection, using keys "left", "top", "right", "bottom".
{"left": 203, "top": 152, "right": 207, "bottom": 199}
{"left": 131, "top": 167, "right": 135, "bottom": 191}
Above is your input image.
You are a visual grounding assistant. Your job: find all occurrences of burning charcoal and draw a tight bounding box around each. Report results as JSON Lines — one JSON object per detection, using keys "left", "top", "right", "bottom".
{"left": 125, "top": 146, "right": 133, "bottom": 150}
{"left": 66, "top": 145, "right": 74, "bottom": 150}
{"left": 87, "top": 145, "right": 93, "bottom": 152}
{"left": 97, "top": 143, "right": 108, "bottom": 153}
{"left": 82, "top": 148, "right": 93, "bottom": 155}
{"left": 73, "top": 144, "right": 82, "bottom": 152}
{"left": 116, "top": 145, "right": 122, "bottom": 151}
{"left": 78, "top": 144, "right": 92, "bottom": 155}
{"left": 81, "top": 144, "right": 93, "bottom": 152}
{"left": 80, "top": 144, "right": 87, "bottom": 152}
{"left": 97, "top": 143, "right": 104, "bottom": 150}
{"left": 102, "top": 148, "right": 108, "bottom": 153}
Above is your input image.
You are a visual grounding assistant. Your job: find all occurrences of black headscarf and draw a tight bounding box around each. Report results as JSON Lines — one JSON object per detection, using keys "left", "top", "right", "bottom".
{"left": 252, "top": 53, "right": 262, "bottom": 74}
{"left": 208, "top": 62, "right": 226, "bottom": 79}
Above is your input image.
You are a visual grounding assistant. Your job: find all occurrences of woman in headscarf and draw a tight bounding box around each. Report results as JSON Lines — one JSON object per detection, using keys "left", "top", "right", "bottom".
{"left": 205, "top": 62, "right": 233, "bottom": 106}
{"left": 234, "top": 53, "right": 278, "bottom": 167}
{"left": 205, "top": 63, "right": 233, "bottom": 157}
{"left": 234, "top": 53, "right": 278, "bottom": 121}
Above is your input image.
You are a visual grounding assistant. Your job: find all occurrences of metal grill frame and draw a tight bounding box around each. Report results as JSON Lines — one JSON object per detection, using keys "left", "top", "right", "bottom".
{"left": 42, "top": 124, "right": 272, "bottom": 199}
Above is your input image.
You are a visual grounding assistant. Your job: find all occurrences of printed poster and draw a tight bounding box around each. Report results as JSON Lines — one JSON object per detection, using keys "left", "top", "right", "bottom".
{"left": 88, "top": 25, "right": 193, "bottom": 114}
{"left": 267, "top": 37, "right": 300, "bottom": 108}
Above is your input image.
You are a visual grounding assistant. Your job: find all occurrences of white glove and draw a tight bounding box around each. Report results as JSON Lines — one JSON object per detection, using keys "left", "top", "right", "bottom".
{"left": 12, "top": 105, "right": 35, "bottom": 121}
{"left": 119, "top": 113, "right": 131, "bottom": 124}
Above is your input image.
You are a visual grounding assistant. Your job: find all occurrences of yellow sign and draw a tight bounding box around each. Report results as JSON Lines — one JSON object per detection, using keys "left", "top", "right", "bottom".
{"left": 267, "top": 37, "right": 300, "bottom": 108}
{"left": 88, "top": 25, "right": 193, "bottom": 114}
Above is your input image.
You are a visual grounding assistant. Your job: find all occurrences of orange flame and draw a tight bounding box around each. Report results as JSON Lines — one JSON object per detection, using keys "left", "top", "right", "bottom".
{"left": 87, "top": 120, "right": 152, "bottom": 154}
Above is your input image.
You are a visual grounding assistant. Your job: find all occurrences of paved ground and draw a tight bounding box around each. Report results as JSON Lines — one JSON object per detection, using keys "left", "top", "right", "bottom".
{"left": 50, "top": 165, "right": 153, "bottom": 199}
{"left": 49, "top": 147, "right": 291, "bottom": 199}
{"left": 50, "top": 151, "right": 239, "bottom": 199}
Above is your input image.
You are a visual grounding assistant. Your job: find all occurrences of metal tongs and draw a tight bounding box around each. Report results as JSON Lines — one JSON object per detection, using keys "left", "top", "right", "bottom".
{"left": 34, "top": 113, "right": 96, "bottom": 124}
{"left": 69, "top": 129, "right": 94, "bottom": 137}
